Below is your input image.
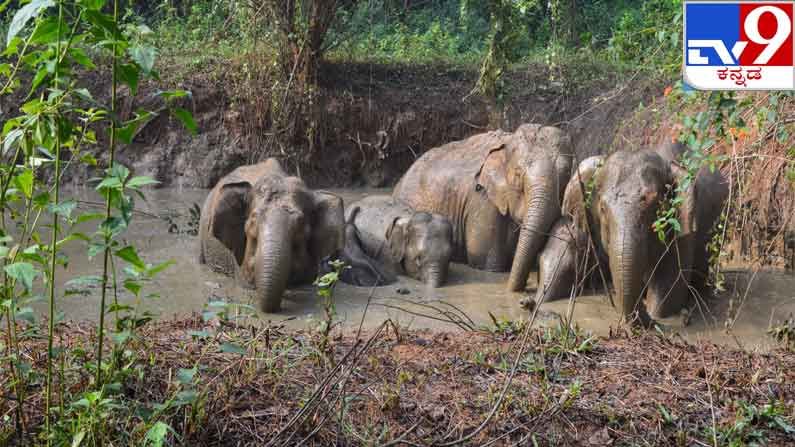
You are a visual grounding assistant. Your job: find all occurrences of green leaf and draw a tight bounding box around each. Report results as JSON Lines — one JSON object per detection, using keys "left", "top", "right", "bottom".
{"left": 78, "top": 0, "right": 105, "bottom": 11}
{"left": 127, "top": 176, "right": 159, "bottom": 189}
{"left": 3, "top": 128, "right": 24, "bottom": 155}
{"left": 13, "top": 169, "right": 34, "bottom": 199}
{"left": 116, "top": 111, "right": 154, "bottom": 144}
{"left": 129, "top": 45, "right": 156, "bottom": 75}
{"left": 29, "top": 16, "right": 62, "bottom": 45}
{"left": 81, "top": 153, "right": 98, "bottom": 166}
{"left": 174, "top": 390, "right": 198, "bottom": 406}
{"left": 29, "top": 66, "right": 49, "bottom": 96}
{"left": 115, "top": 63, "right": 139, "bottom": 95}
{"left": 171, "top": 108, "right": 197, "bottom": 135}
{"left": 49, "top": 200, "right": 77, "bottom": 219}
{"left": 69, "top": 48, "right": 96, "bottom": 69}
{"left": 157, "top": 89, "right": 191, "bottom": 101}
{"left": 219, "top": 343, "right": 246, "bottom": 355}
{"left": 146, "top": 260, "right": 174, "bottom": 276}
{"left": 115, "top": 246, "right": 145, "bottom": 271}
{"left": 5, "top": 262, "right": 37, "bottom": 290}
{"left": 176, "top": 367, "right": 196, "bottom": 385}
{"left": 145, "top": 421, "right": 174, "bottom": 447}
{"left": 111, "top": 330, "right": 131, "bottom": 345}
{"left": 71, "top": 430, "right": 86, "bottom": 447}
{"left": 95, "top": 176, "right": 123, "bottom": 191}
{"left": 7, "top": 0, "right": 54, "bottom": 47}
{"left": 123, "top": 279, "right": 141, "bottom": 296}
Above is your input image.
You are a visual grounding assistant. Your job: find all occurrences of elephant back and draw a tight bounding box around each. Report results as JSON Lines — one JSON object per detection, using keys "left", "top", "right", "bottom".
{"left": 348, "top": 195, "right": 413, "bottom": 263}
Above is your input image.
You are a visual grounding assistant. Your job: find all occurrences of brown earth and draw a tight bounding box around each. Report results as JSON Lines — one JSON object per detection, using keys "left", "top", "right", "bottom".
{"left": 47, "top": 59, "right": 655, "bottom": 189}
{"left": 3, "top": 317, "right": 794, "bottom": 446}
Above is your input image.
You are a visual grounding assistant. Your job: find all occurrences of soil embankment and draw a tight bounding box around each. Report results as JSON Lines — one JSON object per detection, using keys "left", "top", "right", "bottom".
{"left": 48, "top": 61, "right": 654, "bottom": 189}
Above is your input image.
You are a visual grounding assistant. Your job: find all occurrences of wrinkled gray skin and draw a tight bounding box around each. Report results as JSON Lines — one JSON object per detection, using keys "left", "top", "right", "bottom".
{"left": 533, "top": 156, "right": 604, "bottom": 305}
{"left": 534, "top": 216, "right": 591, "bottom": 303}
{"left": 534, "top": 146, "right": 727, "bottom": 324}
{"left": 646, "top": 142, "right": 729, "bottom": 317}
{"left": 393, "top": 124, "right": 572, "bottom": 292}
{"left": 318, "top": 209, "right": 397, "bottom": 287}
{"left": 344, "top": 195, "right": 453, "bottom": 287}
{"left": 198, "top": 159, "right": 344, "bottom": 312}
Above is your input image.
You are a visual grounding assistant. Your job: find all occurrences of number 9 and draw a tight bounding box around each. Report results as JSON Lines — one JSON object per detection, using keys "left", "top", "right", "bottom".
{"left": 745, "top": 6, "right": 791, "bottom": 64}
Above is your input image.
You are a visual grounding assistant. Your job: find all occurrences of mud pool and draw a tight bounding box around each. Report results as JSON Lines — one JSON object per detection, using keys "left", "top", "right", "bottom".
{"left": 45, "top": 186, "right": 795, "bottom": 352}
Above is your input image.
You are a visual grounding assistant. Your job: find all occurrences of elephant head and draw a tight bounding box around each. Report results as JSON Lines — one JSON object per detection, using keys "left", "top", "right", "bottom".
{"left": 474, "top": 124, "right": 572, "bottom": 292}
{"left": 200, "top": 159, "right": 344, "bottom": 312}
{"left": 591, "top": 150, "right": 678, "bottom": 325}
{"left": 387, "top": 212, "right": 453, "bottom": 287}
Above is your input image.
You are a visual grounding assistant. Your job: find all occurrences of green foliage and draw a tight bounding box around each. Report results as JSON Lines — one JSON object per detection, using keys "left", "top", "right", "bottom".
{"left": 314, "top": 259, "right": 345, "bottom": 359}
{"left": 768, "top": 315, "right": 795, "bottom": 351}
{"left": 710, "top": 400, "right": 795, "bottom": 446}
{"left": 1, "top": 0, "right": 195, "bottom": 443}
{"left": 606, "top": 0, "right": 681, "bottom": 73}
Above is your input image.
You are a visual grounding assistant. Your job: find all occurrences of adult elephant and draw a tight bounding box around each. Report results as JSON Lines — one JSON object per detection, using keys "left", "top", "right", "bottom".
{"left": 393, "top": 124, "right": 573, "bottom": 292}
{"left": 646, "top": 142, "right": 729, "bottom": 317}
{"left": 199, "top": 159, "right": 344, "bottom": 312}
{"left": 536, "top": 146, "right": 726, "bottom": 325}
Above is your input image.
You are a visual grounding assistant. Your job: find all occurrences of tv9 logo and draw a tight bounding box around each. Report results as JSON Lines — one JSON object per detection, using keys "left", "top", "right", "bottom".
{"left": 684, "top": 2, "right": 795, "bottom": 90}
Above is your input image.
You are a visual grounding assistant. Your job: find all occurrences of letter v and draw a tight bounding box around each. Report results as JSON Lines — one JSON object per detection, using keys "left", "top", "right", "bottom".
{"left": 732, "top": 41, "right": 748, "bottom": 63}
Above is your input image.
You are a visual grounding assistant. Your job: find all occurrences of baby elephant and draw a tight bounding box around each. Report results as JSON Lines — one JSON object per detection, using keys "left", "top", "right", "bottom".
{"left": 318, "top": 212, "right": 397, "bottom": 287}
{"left": 345, "top": 196, "right": 454, "bottom": 287}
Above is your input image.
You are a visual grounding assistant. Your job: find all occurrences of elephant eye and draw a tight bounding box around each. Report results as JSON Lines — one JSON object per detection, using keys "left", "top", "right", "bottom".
{"left": 475, "top": 184, "right": 484, "bottom": 192}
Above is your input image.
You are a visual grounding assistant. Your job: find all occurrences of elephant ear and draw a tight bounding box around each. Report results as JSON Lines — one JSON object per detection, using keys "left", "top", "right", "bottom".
{"left": 474, "top": 144, "right": 521, "bottom": 217}
{"left": 310, "top": 191, "right": 345, "bottom": 262}
{"left": 211, "top": 181, "right": 252, "bottom": 265}
{"left": 562, "top": 156, "right": 604, "bottom": 225}
{"left": 386, "top": 216, "right": 409, "bottom": 266}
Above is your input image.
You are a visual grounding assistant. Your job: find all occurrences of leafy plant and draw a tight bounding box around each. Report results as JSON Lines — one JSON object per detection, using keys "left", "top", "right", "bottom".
{"left": 1, "top": 0, "right": 194, "bottom": 443}
{"left": 314, "top": 259, "right": 346, "bottom": 360}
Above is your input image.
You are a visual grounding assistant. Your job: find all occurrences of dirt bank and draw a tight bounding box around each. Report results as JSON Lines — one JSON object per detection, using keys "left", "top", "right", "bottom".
{"left": 50, "top": 59, "right": 654, "bottom": 189}
{"left": 3, "top": 317, "right": 794, "bottom": 446}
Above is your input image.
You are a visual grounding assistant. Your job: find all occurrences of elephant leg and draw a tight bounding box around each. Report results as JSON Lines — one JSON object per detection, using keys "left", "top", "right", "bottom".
{"left": 646, "top": 236, "right": 694, "bottom": 319}
{"left": 465, "top": 213, "right": 511, "bottom": 272}
{"left": 690, "top": 234, "right": 711, "bottom": 293}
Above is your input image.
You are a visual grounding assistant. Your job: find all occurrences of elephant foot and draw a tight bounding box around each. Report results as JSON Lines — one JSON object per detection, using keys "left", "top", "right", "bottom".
{"left": 519, "top": 296, "right": 536, "bottom": 310}
{"left": 625, "top": 308, "right": 654, "bottom": 329}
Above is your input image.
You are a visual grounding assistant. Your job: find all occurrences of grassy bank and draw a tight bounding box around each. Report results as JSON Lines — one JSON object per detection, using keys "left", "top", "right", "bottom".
{"left": 2, "top": 315, "right": 794, "bottom": 445}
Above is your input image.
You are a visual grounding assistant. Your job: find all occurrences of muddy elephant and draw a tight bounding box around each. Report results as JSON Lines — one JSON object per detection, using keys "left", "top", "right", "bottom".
{"left": 534, "top": 146, "right": 727, "bottom": 324}
{"left": 392, "top": 124, "right": 573, "bottom": 292}
{"left": 318, "top": 209, "right": 397, "bottom": 287}
{"left": 198, "top": 159, "right": 344, "bottom": 312}
{"left": 343, "top": 195, "right": 453, "bottom": 287}
{"left": 647, "top": 142, "right": 729, "bottom": 317}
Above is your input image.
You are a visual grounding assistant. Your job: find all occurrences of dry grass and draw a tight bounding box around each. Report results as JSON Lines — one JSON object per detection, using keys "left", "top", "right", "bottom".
{"left": 3, "top": 315, "right": 794, "bottom": 446}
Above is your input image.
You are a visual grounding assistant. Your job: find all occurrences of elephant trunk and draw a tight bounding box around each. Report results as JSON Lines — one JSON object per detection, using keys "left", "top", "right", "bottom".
{"left": 256, "top": 210, "right": 293, "bottom": 313}
{"left": 507, "top": 159, "right": 560, "bottom": 292}
{"left": 424, "top": 261, "right": 448, "bottom": 288}
{"left": 609, "top": 226, "right": 649, "bottom": 326}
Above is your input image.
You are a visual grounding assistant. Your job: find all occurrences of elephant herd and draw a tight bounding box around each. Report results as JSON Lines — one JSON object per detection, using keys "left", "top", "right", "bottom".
{"left": 198, "top": 123, "right": 728, "bottom": 326}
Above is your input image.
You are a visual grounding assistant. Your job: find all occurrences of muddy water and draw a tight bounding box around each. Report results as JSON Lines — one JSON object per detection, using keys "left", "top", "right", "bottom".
{"left": 46, "top": 187, "right": 795, "bottom": 352}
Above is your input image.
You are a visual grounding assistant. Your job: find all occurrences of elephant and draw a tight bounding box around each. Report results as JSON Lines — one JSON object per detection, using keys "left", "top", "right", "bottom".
{"left": 646, "top": 142, "right": 729, "bottom": 317}
{"left": 533, "top": 145, "right": 727, "bottom": 325}
{"left": 318, "top": 208, "right": 397, "bottom": 287}
{"left": 343, "top": 195, "right": 454, "bottom": 287}
{"left": 532, "top": 156, "right": 604, "bottom": 305}
{"left": 392, "top": 123, "right": 573, "bottom": 292}
{"left": 198, "top": 158, "right": 344, "bottom": 312}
